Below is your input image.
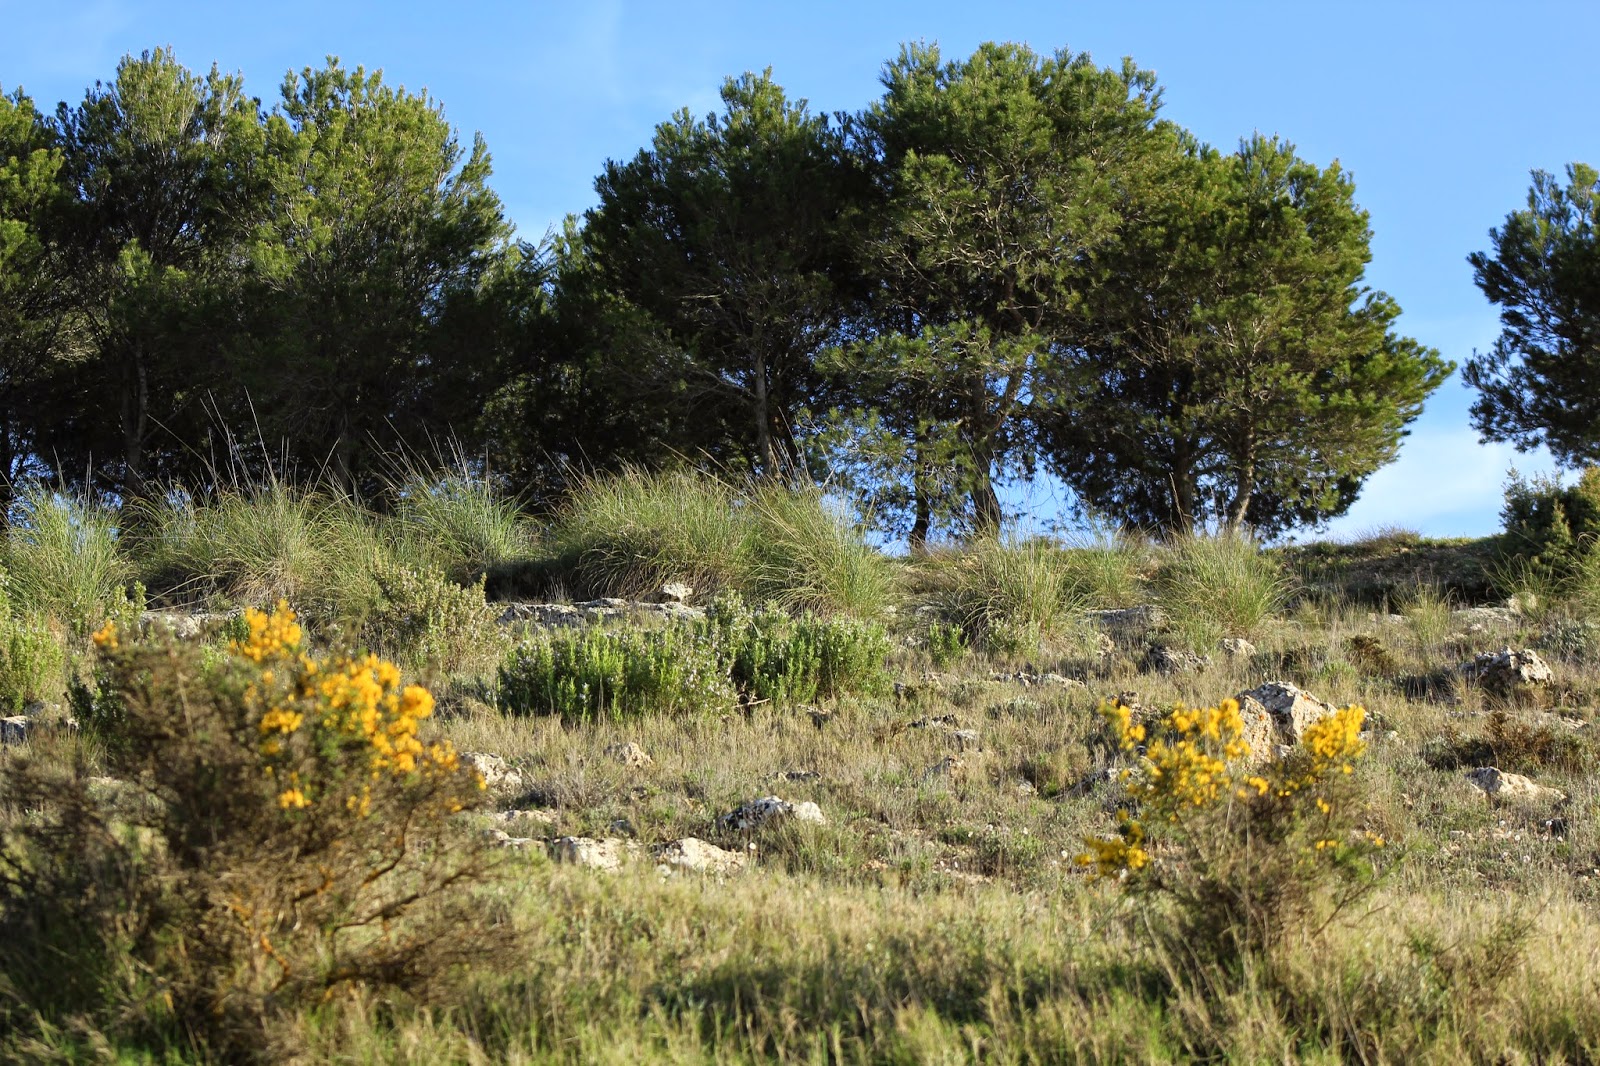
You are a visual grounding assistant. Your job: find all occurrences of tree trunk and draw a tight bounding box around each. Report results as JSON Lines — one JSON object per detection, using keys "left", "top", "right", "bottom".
{"left": 1226, "top": 437, "right": 1256, "bottom": 534}
{"left": 121, "top": 348, "right": 150, "bottom": 500}
{"left": 909, "top": 439, "right": 931, "bottom": 555}
{"left": 751, "top": 351, "right": 777, "bottom": 478}
{"left": 1170, "top": 446, "right": 1195, "bottom": 537}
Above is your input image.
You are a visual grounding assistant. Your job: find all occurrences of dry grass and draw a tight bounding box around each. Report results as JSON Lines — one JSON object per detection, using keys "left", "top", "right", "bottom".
{"left": 6, "top": 523, "right": 1600, "bottom": 1061}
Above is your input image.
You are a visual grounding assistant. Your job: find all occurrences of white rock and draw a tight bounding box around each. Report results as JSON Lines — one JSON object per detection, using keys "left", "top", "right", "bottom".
{"left": 0, "top": 716, "right": 28, "bottom": 745}
{"left": 548, "top": 836, "right": 637, "bottom": 871}
{"left": 605, "top": 741, "right": 653, "bottom": 769}
{"left": 653, "top": 837, "right": 746, "bottom": 875}
{"left": 461, "top": 751, "right": 525, "bottom": 791}
{"left": 658, "top": 582, "right": 694, "bottom": 604}
{"left": 1235, "top": 681, "right": 1339, "bottom": 759}
{"left": 1459, "top": 648, "right": 1554, "bottom": 692}
{"left": 718, "top": 795, "right": 826, "bottom": 832}
{"left": 1464, "top": 767, "right": 1568, "bottom": 807}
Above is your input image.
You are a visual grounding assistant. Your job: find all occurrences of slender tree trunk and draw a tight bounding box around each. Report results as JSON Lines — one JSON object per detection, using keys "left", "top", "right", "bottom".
{"left": 121, "top": 348, "right": 150, "bottom": 499}
{"left": 909, "top": 438, "right": 931, "bottom": 555}
{"left": 751, "top": 351, "right": 777, "bottom": 478}
{"left": 1170, "top": 446, "right": 1195, "bottom": 537}
{"left": 1227, "top": 437, "right": 1256, "bottom": 534}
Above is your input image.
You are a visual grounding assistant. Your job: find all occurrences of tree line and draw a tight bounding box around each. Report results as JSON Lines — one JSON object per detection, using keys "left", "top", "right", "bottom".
{"left": 0, "top": 42, "right": 1471, "bottom": 543}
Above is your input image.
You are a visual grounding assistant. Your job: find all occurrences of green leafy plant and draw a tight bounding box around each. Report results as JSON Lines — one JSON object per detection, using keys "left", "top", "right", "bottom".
{"left": 499, "top": 624, "right": 733, "bottom": 721}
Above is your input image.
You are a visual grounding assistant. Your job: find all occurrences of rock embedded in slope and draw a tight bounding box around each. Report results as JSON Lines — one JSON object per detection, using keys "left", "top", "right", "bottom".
{"left": 1234, "top": 681, "right": 1340, "bottom": 759}
{"left": 653, "top": 837, "right": 747, "bottom": 875}
{"left": 718, "top": 795, "right": 826, "bottom": 832}
{"left": 548, "top": 836, "right": 639, "bottom": 871}
{"left": 1458, "top": 648, "right": 1554, "bottom": 694}
{"left": 1463, "top": 766, "right": 1568, "bottom": 808}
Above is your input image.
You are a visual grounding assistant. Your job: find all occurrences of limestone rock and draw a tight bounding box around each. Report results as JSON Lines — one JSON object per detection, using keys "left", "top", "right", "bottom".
{"left": 1464, "top": 766, "right": 1568, "bottom": 807}
{"left": 485, "top": 828, "right": 538, "bottom": 850}
{"left": 653, "top": 837, "right": 747, "bottom": 875}
{"left": 1235, "top": 681, "right": 1339, "bottom": 757}
{"left": 605, "top": 741, "right": 653, "bottom": 769}
{"left": 139, "top": 610, "right": 234, "bottom": 640}
{"left": 718, "top": 795, "right": 826, "bottom": 832}
{"left": 1143, "top": 644, "right": 1211, "bottom": 675}
{"left": 1084, "top": 605, "right": 1167, "bottom": 642}
{"left": 1459, "top": 648, "right": 1554, "bottom": 693}
{"left": 548, "top": 836, "right": 637, "bottom": 871}
{"left": 657, "top": 581, "right": 694, "bottom": 604}
{"left": 0, "top": 716, "right": 27, "bottom": 745}
{"left": 461, "top": 751, "right": 524, "bottom": 792}
{"left": 1219, "top": 637, "right": 1256, "bottom": 659}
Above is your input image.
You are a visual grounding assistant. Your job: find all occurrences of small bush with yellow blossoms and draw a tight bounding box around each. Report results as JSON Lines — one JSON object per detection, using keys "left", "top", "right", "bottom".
{"left": 0, "top": 603, "right": 498, "bottom": 1059}
{"left": 1080, "top": 696, "right": 1382, "bottom": 965}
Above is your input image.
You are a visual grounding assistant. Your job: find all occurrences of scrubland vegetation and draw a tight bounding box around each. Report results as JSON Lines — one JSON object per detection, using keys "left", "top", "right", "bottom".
{"left": 0, "top": 467, "right": 1593, "bottom": 1063}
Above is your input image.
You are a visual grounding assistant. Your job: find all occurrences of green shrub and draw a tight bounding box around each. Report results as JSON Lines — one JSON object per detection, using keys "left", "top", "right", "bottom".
{"left": 1058, "top": 536, "right": 1150, "bottom": 609}
{"left": 3, "top": 484, "right": 135, "bottom": 636}
{"left": 0, "top": 612, "right": 65, "bottom": 712}
{"left": 1155, "top": 534, "right": 1289, "bottom": 651}
{"left": 499, "top": 624, "right": 733, "bottom": 721}
{"left": 926, "top": 621, "right": 968, "bottom": 668}
{"left": 702, "top": 596, "right": 891, "bottom": 704}
{"left": 356, "top": 559, "right": 509, "bottom": 678}
{"left": 1496, "top": 467, "right": 1600, "bottom": 596}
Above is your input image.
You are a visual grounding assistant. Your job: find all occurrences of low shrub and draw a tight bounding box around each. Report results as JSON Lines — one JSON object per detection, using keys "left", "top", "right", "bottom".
{"left": 0, "top": 611, "right": 65, "bottom": 711}
{"left": 1080, "top": 696, "right": 1381, "bottom": 965}
{"left": 499, "top": 624, "right": 733, "bottom": 720}
{"left": 0, "top": 605, "right": 494, "bottom": 1060}
{"left": 1155, "top": 534, "right": 1289, "bottom": 651}
{"left": 499, "top": 597, "right": 891, "bottom": 719}
{"left": 354, "top": 558, "right": 509, "bottom": 679}
{"left": 703, "top": 596, "right": 891, "bottom": 704}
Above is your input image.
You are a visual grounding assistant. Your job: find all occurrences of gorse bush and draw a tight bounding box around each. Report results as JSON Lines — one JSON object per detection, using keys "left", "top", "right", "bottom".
{"left": 499, "top": 597, "right": 890, "bottom": 719}
{"left": 1155, "top": 533, "right": 1289, "bottom": 651}
{"left": 499, "top": 623, "right": 733, "bottom": 721}
{"left": 545, "top": 466, "right": 893, "bottom": 616}
{"left": 0, "top": 606, "right": 494, "bottom": 1059}
{"left": 1081, "top": 696, "right": 1380, "bottom": 964}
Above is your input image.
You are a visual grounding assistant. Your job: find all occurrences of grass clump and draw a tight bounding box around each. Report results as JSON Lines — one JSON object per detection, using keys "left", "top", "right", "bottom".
{"left": 391, "top": 467, "right": 534, "bottom": 584}
{"left": 545, "top": 466, "right": 892, "bottom": 616}
{"left": 934, "top": 537, "right": 1087, "bottom": 656}
{"left": 0, "top": 606, "right": 494, "bottom": 1061}
{"left": 3, "top": 483, "right": 136, "bottom": 637}
{"left": 1155, "top": 533, "right": 1289, "bottom": 651}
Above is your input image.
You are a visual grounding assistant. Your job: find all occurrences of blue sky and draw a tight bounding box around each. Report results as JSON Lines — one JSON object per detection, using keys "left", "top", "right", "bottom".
{"left": 3, "top": 0, "right": 1595, "bottom": 540}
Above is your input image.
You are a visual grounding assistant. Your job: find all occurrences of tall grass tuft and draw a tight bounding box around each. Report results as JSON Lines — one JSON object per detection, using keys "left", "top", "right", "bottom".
{"left": 545, "top": 467, "right": 892, "bottom": 615}
{"left": 390, "top": 467, "right": 534, "bottom": 584}
{"left": 747, "top": 484, "right": 894, "bottom": 617}
{"left": 3, "top": 483, "right": 133, "bottom": 636}
{"left": 546, "top": 467, "right": 749, "bottom": 600}
{"left": 1155, "top": 533, "right": 1289, "bottom": 651}
{"left": 936, "top": 537, "right": 1086, "bottom": 655}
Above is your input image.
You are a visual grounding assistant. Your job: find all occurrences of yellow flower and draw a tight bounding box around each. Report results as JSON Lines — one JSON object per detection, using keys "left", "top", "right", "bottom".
{"left": 91, "top": 620, "right": 119, "bottom": 651}
{"left": 278, "top": 787, "right": 311, "bottom": 810}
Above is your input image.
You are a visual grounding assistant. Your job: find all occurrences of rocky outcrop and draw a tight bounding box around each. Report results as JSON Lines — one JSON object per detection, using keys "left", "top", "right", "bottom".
{"left": 718, "top": 795, "right": 826, "bottom": 832}
{"left": 1084, "top": 605, "right": 1166, "bottom": 644}
{"left": 1459, "top": 648, "right": 1554, "bottom": 694}
{"left": 1463, "top": 766, "right": 1568, "bottom": 807}
{"left": 548, "top": 836, "right": 639, "bottom": 871}
{"left": 497, "top": 600, "right": 705, "bottom": 629}
{"left": 605, "top": 741, "right": 653, "bottom": 769}
{"left": 461, "top": 751, "right": 525, "bottom": 792}
{"left": 653, "top": 837, "right": 746, "bottom": 875}
{"left": 1143, "top": 644, "right": 1211, "bottom": 675}
{"left": 1235, "top": 681, "right": 1339, "bottom": 759}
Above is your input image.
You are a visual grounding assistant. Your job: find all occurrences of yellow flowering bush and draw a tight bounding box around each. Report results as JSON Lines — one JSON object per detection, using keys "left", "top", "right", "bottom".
{"left": 7, "top": 603, "right": 497, "bottom": 1057}
{"left": 1080, "top": 696, "right": 1382, "bottom": 961}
